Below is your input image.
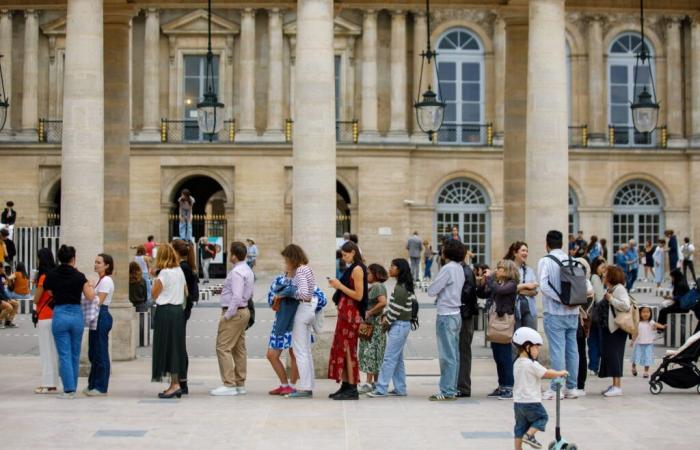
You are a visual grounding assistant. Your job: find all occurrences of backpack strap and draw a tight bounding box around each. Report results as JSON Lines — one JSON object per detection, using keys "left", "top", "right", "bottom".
{"left": 545, "top": 255, "right": 563, "bottom": 300}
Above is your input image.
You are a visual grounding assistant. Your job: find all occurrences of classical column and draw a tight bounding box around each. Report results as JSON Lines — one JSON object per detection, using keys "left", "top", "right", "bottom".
{"left": 586, "top": 15, "right": 606, "bottom": 145}
{"left": 359, "top": 9, "right": 379, "bottom": 142}
{"left": 237, "top": 8, "right": 257, "bottom": 141}
{"left": 412, "top": 11, "right": 428, "bottom": 141}
{"left": 388, "top": 10, "right": 408, "bottom": 141}
{"left": 264, "top": 8, "right": 284, "bottom": 141}
{"left": 0, "top": 10, "right": 12, "bottom": 137}
{"left": 104, "top": 6, "right": 137, "bottom": 361}
{"left": 692, "top": 17, "right": 700, "bottom": 147}
{"left": 138, "top": 8, "right": 160, "bottom": 141}
{"left": 493, "top": 16, "right": 506, "bottom": 145}
{"left": 666, "top": 17, "right": 685, "bottom": 147}
{"left": 61, "top": 0, "right": 104, "bottom": 273}
{"left": 20, "top": 9, "right": 39, "bottom": 140}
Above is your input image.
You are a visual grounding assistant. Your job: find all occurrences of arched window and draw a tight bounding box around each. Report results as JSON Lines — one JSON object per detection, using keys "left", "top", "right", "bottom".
{"left": 612, "top": 180, "right": 664, "bottom": 252}
{"left": 608, "top": 33, "right": 655, "bottom": 146}
{"left": 435, "top": 28, "right": 484, "bottom": 145}
{"left": 435, "top": 179, "right": 490, "bottom": 264}
{"left": 568, "top": 188, "right": 578, "bottom": 236}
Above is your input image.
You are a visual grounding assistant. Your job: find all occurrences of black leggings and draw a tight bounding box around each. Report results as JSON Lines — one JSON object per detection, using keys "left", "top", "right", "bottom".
{"left": 577, "top": 324, "right": 587, "bottom": 390}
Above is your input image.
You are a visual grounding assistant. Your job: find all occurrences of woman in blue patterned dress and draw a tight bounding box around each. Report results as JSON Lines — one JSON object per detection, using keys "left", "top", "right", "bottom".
{"left": 266, "top": 273, "right": 299, "bottom": 396}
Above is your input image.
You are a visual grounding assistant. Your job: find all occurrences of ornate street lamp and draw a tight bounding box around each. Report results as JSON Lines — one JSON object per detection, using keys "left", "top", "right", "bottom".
{"left": 0, "top": 54, "right": 9, "bottom": 132}
{"left": 197, "top": 0, "right": 225, "bottom": 141}
{"left": 414, "top": 0, "right": 445, "bottom": 140}
{"left": 630, "top": 0, "right": 659, "bottom": 134}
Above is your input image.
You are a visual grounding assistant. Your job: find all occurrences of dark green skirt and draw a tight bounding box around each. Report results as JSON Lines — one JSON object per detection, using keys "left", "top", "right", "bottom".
{"left": 152, "top": 304, "right": 187, "bottom": 382}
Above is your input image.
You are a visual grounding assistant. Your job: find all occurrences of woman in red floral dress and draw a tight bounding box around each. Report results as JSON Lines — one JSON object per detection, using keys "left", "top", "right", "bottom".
{"left": 327, "top": 241, "right": 368, "bottom": 400}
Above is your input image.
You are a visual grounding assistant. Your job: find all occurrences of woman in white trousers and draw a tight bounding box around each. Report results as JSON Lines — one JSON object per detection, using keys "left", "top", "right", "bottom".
{"left": 33, "top": 248, "right": 60, "bottom": 394}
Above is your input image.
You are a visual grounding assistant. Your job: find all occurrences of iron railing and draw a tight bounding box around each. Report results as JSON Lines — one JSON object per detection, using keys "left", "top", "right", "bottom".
{"left": 38, "top": 118, "right": 63, "bottom": 143}
{"left": 608, "top": 125, "right": 667, "bottom": 148}
{"left": 568, "top": 125, "right": 588, "bottom": 148}
{"left": 284, "top": 119, "right": 359, "bottom": 144}
{"left": 160, "top": 119, "right": 235, "bottom": 143}
{"left": 431, "top": 123, "right": 494, "bottom": 146}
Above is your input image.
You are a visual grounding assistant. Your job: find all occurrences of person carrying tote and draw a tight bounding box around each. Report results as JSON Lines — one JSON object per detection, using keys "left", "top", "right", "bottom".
{"left": 598, "top": 265, "right": 631, "bottom": 397}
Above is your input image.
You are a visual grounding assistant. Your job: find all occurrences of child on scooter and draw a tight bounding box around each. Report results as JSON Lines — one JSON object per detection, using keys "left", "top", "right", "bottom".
{"left": 513, "top": 327, "right": 568, "bottom": 450}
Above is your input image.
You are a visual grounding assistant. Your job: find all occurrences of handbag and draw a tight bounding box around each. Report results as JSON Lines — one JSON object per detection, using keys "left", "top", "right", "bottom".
{"left": 611, "top": 294, "right": 639, "bottom": 339}
{"left": 358, "top": 321, "right": 374, "bottom": 341}
{"left": 486, "top": 305, "right": 515, "bottom": 344}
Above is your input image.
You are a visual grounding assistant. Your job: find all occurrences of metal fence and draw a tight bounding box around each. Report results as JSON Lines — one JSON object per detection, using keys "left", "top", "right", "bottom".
{"left": 160, "top": 119, "right": 236, "bottom": 143}
{"left": 38, "top": 119, "right": 63, "bottom": 143}
{"left": 284, "top": 119, "right": 359, "bottom": 144}
{"left": 608, "top": 125, "right": 667, "bottom": 148}
{"left": 14, "top": 226, "right": 61, "bottom": 275}
{"left": 568, "top": 125, "right": 588, "bottom": 148}
{"left": 432, "top": 123, "right": 494, "bottom": 146}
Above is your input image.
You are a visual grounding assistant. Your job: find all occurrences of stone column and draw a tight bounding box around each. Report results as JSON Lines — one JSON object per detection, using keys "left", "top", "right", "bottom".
{"left": 359, "top": 9, "right": 379, "bottom": 142}
{"left": 20, "top": 9, "right": 39, "bottom": 140}
{"left": 666, "top": 17, "right": 685, "bottom": 147}
{"left": 493, "top": 16, "right": 506, "bottom": 145}
{"left": 137, "top": 8, "right": 160, "bottom": 141}
{"left": 264, "top": 8, "right": 284, "bottom": 141}
{"left": 104, "top": 6, "right": 137, "bottom": 361}
{"left": 692, "top": 17, "right": 700, "bottom": 147}
{"left": 237, "top": 8, "right": 257, "bottom": 141}
{"left": 412, "top": 11, "right": 428, "bottom": 141}
{"left": 0, "top": 10, "right": 12, "bottom": 137}
{"left": 586, "top": 15, "right": 606, "bottom": 145}
{"left": 61, "top": 0, "right": 104, "bottom": 274}
{"left": 388, "top": 10, "right": 409, "bottom": 141}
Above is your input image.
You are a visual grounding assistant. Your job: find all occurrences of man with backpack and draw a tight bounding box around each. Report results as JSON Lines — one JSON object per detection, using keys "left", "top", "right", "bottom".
{"left": 538, "top": 230, "right": 584, "bottom": 400}
{"left": 457, "top": 249, "right": 478, "bottom": 398}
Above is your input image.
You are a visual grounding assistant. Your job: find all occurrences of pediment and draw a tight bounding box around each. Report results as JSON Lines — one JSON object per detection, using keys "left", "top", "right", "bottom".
{"left": 284, "top": 16, "right": 361, "bottom": 37}
{"left": 42, "top": 16, "right": 66, "bottom": 36}
{"left": 162, "top": 10, "right": 240, "bottom": 36}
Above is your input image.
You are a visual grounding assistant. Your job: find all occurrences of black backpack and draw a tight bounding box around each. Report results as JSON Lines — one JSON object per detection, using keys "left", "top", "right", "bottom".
{"left": 545, "top": 255, "right": 588, "bottom": 307}
{"left": 410, "top": 293, "right": 419, "bottom": 330}
{"left": 460, "top": 263, "right": 478, "bottom": 319}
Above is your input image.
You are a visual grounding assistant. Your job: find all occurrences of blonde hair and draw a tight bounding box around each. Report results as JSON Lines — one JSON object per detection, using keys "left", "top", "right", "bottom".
{"left": 155, "top": 244, "right": 180, "bottom": 269}
{"left": 496, "top": 259, "right": 520, "bottom": 283}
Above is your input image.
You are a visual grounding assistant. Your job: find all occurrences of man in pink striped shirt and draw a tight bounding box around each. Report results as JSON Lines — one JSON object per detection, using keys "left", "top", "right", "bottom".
{"left": 210, "top": 241, "right": 255, "bottom": 397}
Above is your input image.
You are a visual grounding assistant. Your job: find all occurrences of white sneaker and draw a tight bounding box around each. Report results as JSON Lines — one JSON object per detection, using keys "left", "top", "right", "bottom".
{"left": 601, "top": 385, "right": 613, "bottom": 395}
{"left": 574, "top": 389, "right": 586, "bottom": 397}
{"left": 236, "top": 387, "right": 247, "bottom": 395}
{"left": 57, "top": 392, "right": 76, "bottom": 399}
{"left": 563, "top": 388, "right": 579, "bottom": 399}
{"left": 210, "top": 386, "right": 239, "bottom": 396}
{"left": 542, "top": 389, "right": 564, "bottom": 400}
{"left": 603, "top": 387, "right": 623, "bottom": 397}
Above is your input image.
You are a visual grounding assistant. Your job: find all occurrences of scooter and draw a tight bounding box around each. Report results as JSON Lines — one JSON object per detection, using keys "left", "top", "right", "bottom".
{"left": 548, "top": 378, "right": 578, "bottom": 450}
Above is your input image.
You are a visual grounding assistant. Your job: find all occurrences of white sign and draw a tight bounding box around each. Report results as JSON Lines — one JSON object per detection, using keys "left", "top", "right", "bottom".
{"left": 378, "top": 227, "right": 392, "bottom": 236}
{"left": 210, "top": 236, "right": 224, "bottom": 264}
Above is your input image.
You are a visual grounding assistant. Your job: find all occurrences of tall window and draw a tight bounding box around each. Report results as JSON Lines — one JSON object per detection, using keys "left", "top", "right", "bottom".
{"left": 612, "top": 180, "right": 663, "bottom": 252}
{"left": 435, "top": 179, "right": 490, "bottom": 264}
{"left": 608, "top": 33, "right": 654, "bottom": 146}
{"left": 435, "top": 29, "right": 484, "bottom": 144}
{"left": 569, "top": 188, "right": 579, "bottom": 236}
{"left": 183, "top": 55, "right": 220, "bottom": 141}
{"left": 334, "top": 55, "right": 341, "bottom": 122}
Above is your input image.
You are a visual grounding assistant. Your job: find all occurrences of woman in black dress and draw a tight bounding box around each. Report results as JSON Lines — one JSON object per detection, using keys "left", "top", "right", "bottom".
{"left": 598, "top": 266, "right": 631, "bottom": 397}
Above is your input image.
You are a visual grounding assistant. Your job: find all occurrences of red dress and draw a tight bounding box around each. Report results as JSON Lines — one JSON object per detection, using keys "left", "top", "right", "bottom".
{"left": 328, "top": 277, "right": 362, "bottom": 383}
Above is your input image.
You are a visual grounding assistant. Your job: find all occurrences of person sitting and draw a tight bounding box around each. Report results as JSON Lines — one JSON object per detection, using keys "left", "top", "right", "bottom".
{"left": 7, "top": 262, "right": 32, "bottom": 300}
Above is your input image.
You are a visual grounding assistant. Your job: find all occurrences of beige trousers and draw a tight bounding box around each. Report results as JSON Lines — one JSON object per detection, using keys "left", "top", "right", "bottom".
{"left": 215, "top": 308, "right": 249, "bottom": 387}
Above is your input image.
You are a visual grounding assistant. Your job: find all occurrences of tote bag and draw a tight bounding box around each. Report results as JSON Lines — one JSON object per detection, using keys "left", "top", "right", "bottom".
{"left": 486, "top": 305, "right": 515, "bottom": 344}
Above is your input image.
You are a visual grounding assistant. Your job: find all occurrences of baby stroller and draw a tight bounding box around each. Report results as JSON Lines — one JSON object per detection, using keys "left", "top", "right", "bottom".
{"left": 649, "top": 330, "right": 700, "bottom": 395}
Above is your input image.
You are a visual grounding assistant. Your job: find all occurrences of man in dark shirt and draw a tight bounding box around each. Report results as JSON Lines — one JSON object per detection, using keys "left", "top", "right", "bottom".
{"left": 199, "top": 237, "right": 216, "bottom": 283}
{"left": 1, "top": 201, "right": 16, "bottom": 240}
{"left": 574, "top": 230, "right": 587, "bottom": 258}
{"left": 0, "top": 228, "right": 15, "bottom": 271}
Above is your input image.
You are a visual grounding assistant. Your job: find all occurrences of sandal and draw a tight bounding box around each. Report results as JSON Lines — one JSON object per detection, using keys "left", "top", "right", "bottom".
{"left": 631, "top": 368, "right": 638, "bottom": 377}
{"left": 34, "top": 386, "right": 58, "bottom": 394}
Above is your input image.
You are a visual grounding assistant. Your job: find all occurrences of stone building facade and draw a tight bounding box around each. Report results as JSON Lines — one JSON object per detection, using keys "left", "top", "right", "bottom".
{"left": 1, "top": 1, "right": 699, "bottom": 274}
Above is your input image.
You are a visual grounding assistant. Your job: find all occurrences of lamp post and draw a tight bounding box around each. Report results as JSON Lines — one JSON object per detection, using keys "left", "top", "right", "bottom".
{"left": 196, "top": 0, "right": 225, "bottom": 141}
{"left": 0, "top": 54, "right": 9, "bottom": 132}
{"left": 414, "top": 0, "right": 445, "bottom": 141}
{"left": 630, "top": 0, "right": 659, "bottom": 134}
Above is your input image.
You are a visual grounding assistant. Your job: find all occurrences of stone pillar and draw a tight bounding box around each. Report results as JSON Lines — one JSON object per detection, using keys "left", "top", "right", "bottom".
{"left": 665, "top": 17, "right": 685, "bottom": 147}
{"left": 293, "top": 0, "right": 336, "bottom": 376}
{"left": 0, "top": 10, "right": 12, "bottom": 137}
{"left": 692, "top": 17, "right": 700, "bottom": 147}
{"left": 412, "top": 11, "right": 428, "bottom": 141}
{"left": 237, "top": 8, "right": 257, "bottom": 141}
{"left": 388, "top": 10, "right": 408, "bottom": 141}
{"left": 104, "top": 6, "right": 137, "bottom": 361}
{"left": 493, "top": 16, "right": 506, "bottom": 145}
{"left": 264, "top": 8, "right": 284, "bottom": 141}
{"left": 586, "top": 15, "right": 606, "bottom": 146}
{"left": 20, "top": 9, "right": 39, "bottom": 140}
{"left": 359, "top": 9, "right": 379, "bottom": 142}
{"left": 61, "top": 0, "right": 104, "bottom": 274}
{"left": 524, "top": 0, "right": 568, "bottom": 255}
{"left": 137, "top": 8, "right": 160, "bottom": 142}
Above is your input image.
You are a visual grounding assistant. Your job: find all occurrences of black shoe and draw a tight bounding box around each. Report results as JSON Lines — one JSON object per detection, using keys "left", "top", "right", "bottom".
{"left": 158, "top": 389, "right": 182, "bottom": 399}
{"left": 329, "top": 382, "right": 349, "bottom": 399}
{"left": 180, "top": 381, "right": 189, "bottom": 395}
{"left": 332, "top": 384, "right": 359, "bottom": 400}
{"left": 487, "top": 387, "right": 502, "bottom": 398}
{"left": 455, "top": 391, "right": 471, "bottom": 398}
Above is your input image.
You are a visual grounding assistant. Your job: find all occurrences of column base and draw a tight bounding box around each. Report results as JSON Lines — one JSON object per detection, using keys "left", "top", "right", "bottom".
{"left": 384, "top": 130, "right": 410, "bottom": 143}
{"left": 358, "top": 130, "right": 381, "bottom": 143}
{"left": 588, "top": 135, "right": 609, "bottom": 147}
{"left": 111, "top": 303, "right": 138, "bottom": 361}
{"left": 235, "top": 129, "right": 259, "bottom": 143}
{"left": 260, "top": 129, "right": 286, "bottom": 143}
{"left": 132, "top": 128, "right": 162, "bottom": 143}
{"left": 15, "top": 129, "right": 38, "bottom": 142}
{"left": 667, "top": 136, "right": 688, "bottom": 149}
{"left": 0, "top": 130, "right": 16, "bottom": 141}
{"left": 690, "top": 135, "right": 700, "bottom": 148}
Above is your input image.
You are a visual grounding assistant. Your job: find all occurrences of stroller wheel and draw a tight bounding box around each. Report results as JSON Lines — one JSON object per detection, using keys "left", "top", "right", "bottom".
{"left": 650, "top": 382, "right": 663, "bottom": 395}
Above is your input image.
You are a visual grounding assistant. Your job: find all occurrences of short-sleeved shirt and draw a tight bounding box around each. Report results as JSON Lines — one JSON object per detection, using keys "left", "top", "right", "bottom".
{"left": 12, "top": 272, "right": 30, "bottom": 295}
{"left": 96, "top": 276, "right": 115, "bottom": 306}
{"left": 636, "top": 320, "right": 658, "bottom": 345}
{"left": 43, "top": 264, "right": 88, "bottom": 306}
{"left": 368, "top": 283, "right": 387, "bottom": 309}
{"left": 513, "top": 357, "right": 548, "bottom": 403}
{"left": 144, "top": 242, "right": 156, "bottom": 258}
{"left": 155, "top": 267, "right": 186, "bottom": 306}
{"left": 36, "top": 274, "right": 53, "bottom": 320}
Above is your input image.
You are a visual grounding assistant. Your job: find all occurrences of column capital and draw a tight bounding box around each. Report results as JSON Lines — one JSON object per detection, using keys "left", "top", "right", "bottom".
{"left": 145, "top": 7, "right": 159, "bottom": 18}
{"left": 268, "top": 7, "right": 283, "bottom": 16}
{"left": 104, "top": 6, "right": 138, "bottom": 26}
{"left": 242, "top": 8, "right": 256, "bottom": 18}
{"left": 499, "top": 5, "right": 528, "bottom": 27}
{"left": 24, "top": 9, "right": 38, "bottom": 19}
{"left": 391, "top": 10, "right": 406, "bottom": 17}
{"left": 412, "top": 10, "right": 426, "bottom": 19}
{"left": 0, "top": 9, "right": 12, "bottom": 20}
{"left": 362, "top": 9, "right": 377, "bottom": 20}
{"left": 664, "top": 15, "right": 685, "bottom": 29}
{"left": 584, "top": 13, "right": 606, "bottom": 25}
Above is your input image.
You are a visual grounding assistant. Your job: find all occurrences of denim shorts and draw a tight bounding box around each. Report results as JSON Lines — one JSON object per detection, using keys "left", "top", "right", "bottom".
{"left": 514, "top": 402, "right": 548, "bottom": 438}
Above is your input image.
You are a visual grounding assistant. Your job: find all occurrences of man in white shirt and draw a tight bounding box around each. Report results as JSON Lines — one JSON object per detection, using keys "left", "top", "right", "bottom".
{"left": 537, "top": 230, "right": 582, "bottom": 399}
{"left": 681, "top": 237, "right": 696, "bottom": 281}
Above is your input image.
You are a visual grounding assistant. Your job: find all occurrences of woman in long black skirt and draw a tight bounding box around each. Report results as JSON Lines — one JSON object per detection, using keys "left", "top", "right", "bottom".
{"left": 598, "top": 266, "right": 631, "bottom": 398}
{"left": 151, "top": 244, "right": 188, "bottom": 399}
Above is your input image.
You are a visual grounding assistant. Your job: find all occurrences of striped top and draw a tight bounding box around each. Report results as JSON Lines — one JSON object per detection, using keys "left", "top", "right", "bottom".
{"left": 293, "top": 265, "right": 315, "bottom": 301}
{"left": 385, "top": 283, "right": 414, "bottom": 325}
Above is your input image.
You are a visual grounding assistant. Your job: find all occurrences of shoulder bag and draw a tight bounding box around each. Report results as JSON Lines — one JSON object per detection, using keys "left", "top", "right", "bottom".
{"left": 611, "top": 291, "right": 639, "bottom": 339}
{"left": 486, "top": 304, "right": 515, "bottom": 344}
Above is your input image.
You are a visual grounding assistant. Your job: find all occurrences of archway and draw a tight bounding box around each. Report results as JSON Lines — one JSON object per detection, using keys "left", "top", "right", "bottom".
{"left": 170, "top": 175, "right": 227, "bottom": 242}
{"left": 47, "top": 180, "right": 61, "bottom": 226}
{"left": 336, "top": 180, "right": 351, "bottom": 238}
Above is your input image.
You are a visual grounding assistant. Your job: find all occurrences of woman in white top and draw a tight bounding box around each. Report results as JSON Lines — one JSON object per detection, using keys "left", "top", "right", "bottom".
{"left": 151, "top": 244, "right": 188, "bottom": 399}
{"left": 599, "top": 265, "right": 631, "bottom": 397}
{"left": 85, "top": 253, "right": 115, "bottom": 396}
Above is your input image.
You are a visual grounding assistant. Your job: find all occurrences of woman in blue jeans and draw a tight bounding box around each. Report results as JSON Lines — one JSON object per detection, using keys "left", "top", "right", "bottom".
{"left": 85, "top": 254, "right": 115, "bottom": 396}
{"left": 43, "top": 245, "right": 95, "bottom": 399}
{"left": 367, "top": 259, "right": 415, "bottom": 398}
